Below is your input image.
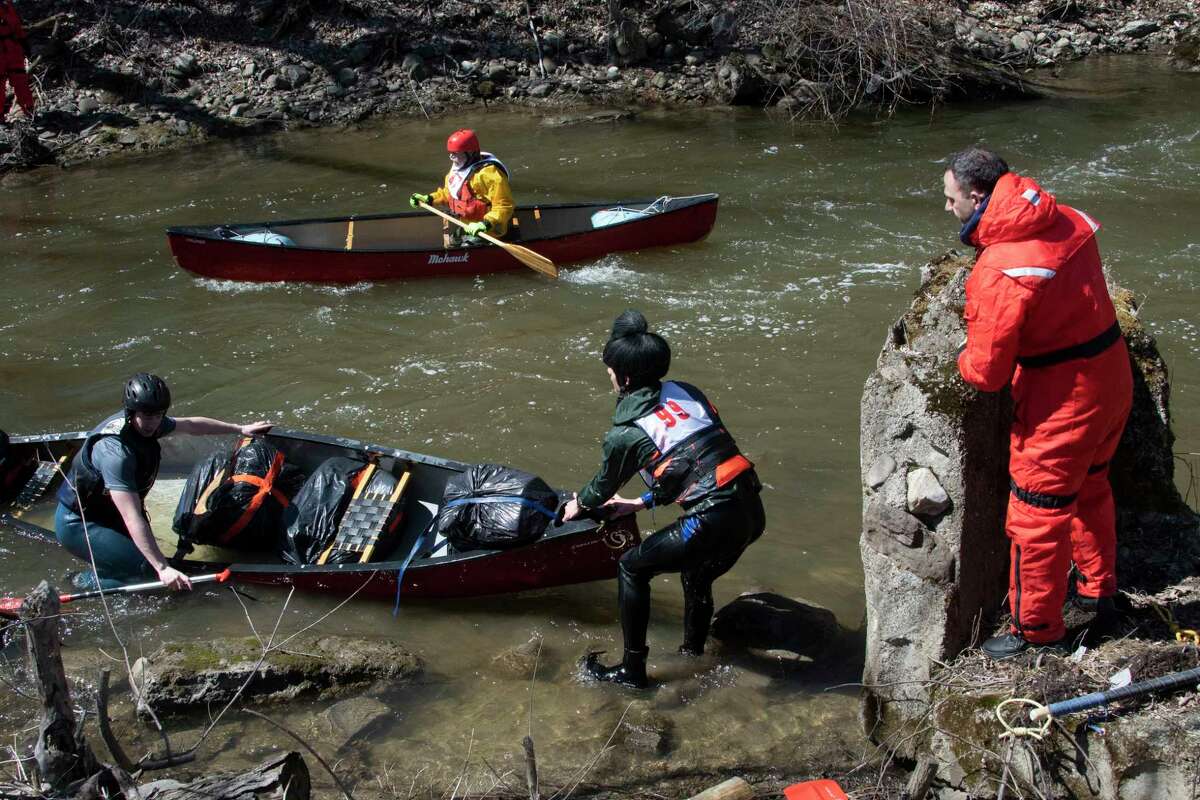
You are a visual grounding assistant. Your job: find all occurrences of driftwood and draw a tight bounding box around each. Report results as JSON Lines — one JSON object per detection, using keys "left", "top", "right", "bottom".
{"left": 687, "top": 777, "right": 754, "bottom": 800}
{"left": 138, "top": 751, "right": 310, "bottom": 800}
{"left": 21, "top": 581, "right": 99, "bottom": 790}
{"left": 522, "top": 735, "right": 539, "bottom": 800}
{"left": 906, "top": 755, "right": 936, "bottom": 800}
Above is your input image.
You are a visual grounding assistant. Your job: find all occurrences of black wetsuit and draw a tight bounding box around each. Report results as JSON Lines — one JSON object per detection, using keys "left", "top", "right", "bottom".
{"left": 578, "top": 381, "right": 765, "bottom": 654}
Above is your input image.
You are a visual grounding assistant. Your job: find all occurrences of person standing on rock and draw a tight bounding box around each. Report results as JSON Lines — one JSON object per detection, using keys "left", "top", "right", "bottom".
{"left": 55, "top": 373, "right": 273, "bottom": 591}
{"left": 0, "top": 0, "right": 34, "bottom": 123}
{"left": 408, "top": 128, "right": 514, "bottom": 247}
{"left": 561, "top": 310, "right": 765, "bottom": 688}
{"left": 944, "top": 147, "right": 1132, "bottom": 660}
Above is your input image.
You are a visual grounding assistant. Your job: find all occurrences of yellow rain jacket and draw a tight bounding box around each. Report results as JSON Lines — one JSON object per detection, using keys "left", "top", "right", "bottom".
{"left": 430, "top": 154, "right": 514, "bottom": 236}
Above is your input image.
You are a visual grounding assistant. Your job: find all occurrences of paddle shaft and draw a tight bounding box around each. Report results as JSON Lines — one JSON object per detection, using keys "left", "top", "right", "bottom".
{"left": 417, "top": 201, "right": 557, "bottom": 278}
{"left": 0, "top": 569, "right": 232, "bottom": 618}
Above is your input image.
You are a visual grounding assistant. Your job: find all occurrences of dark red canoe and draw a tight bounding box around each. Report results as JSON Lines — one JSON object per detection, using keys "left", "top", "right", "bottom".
{"left": 1, "top": 428, "right": 639, "bottom": 602}
{"left": 165, "top": 194, "right": 719, "bottom": 283}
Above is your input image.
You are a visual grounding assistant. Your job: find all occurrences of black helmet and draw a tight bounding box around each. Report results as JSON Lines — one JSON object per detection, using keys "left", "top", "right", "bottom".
{"left": 123, "top": 372, "right": 171, "bottom": 414}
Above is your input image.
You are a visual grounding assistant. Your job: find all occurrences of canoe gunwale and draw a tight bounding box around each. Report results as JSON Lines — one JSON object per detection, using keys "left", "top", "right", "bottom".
{"left": 165, "top": 193, "right": 720, "bottom": 254}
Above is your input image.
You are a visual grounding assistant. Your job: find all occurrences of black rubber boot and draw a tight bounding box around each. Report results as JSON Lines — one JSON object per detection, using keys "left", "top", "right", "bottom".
{"left": 585, "top": 647, "right": 649, "bottom": 688}
{"left": 981, "top": 633, "right": 1066, "bottom": 661}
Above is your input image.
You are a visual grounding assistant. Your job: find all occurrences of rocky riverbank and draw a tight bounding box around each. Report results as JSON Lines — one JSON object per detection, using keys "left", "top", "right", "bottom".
{"left": 1, "top": 0, "right": 1197, "bottom": 174}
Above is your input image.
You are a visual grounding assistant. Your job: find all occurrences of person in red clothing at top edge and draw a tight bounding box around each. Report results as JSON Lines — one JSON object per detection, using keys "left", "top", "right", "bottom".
{"left": 408, "top": 128, "right": 515, "bottom": 247}
{"left": 945, "top": 147, "right": 1133, "bottom": 660}
{"left": 0, "top": 0, "right": 35, "bottom": 123}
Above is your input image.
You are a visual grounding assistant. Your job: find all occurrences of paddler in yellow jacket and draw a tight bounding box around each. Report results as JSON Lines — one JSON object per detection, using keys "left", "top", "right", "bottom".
{"left": 409, "top": 129, "right": 515, "bottom": 246}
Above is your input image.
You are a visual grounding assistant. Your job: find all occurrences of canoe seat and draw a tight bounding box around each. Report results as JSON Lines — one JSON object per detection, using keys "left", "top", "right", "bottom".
{"left": 317, "top": 464, "right": 411, "bottom": 565}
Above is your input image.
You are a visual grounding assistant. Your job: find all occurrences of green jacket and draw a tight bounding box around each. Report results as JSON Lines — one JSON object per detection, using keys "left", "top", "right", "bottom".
{"left": 577, "top": 382, "right": 746, "bottom": 513}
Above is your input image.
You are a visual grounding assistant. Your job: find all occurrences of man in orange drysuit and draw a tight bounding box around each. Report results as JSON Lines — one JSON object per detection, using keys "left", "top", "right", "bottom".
{"left": 0, "top": 0, "right": 34, "bottom": 123}
{"left": 945, "top": 147, "right": 1132, "bottom": 660}
{"left": 408, "top": 128, "right": 514, "bottom": 246}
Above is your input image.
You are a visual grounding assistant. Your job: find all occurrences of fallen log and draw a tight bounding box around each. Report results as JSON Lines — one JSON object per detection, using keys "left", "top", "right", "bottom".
{"left": 687, "top": 777, "right": 754, "bottom": 800}
{"left": 138, "top": 751, "right": 310, "bottom": 800}
{"left": 21, "top": 581, "right": 98, "bottom": 790}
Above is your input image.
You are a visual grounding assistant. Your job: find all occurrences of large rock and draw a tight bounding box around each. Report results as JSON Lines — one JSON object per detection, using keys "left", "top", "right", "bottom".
{"left": 710, "top": 54, "right": 770, "bottom": 106}
{"left": 133, "top": 634, "right": 421, "bottom": 714}
{"left": 859, "top": 251, "right": 1200, "bottom": 763}
{"left": 711, "top": 592, "right": 841, "bottom": 658}
{"left": 612, "top": 15, "right": 647, "bottom": 65}
{"left": 1170, "top": 22, "right": 1200, "bottom": 72}
{"left": 1116, "top": 19, "right": 1159, "bottom": 39}
{"left": 860, "top": 252, "right": 1011, "bottom": 754}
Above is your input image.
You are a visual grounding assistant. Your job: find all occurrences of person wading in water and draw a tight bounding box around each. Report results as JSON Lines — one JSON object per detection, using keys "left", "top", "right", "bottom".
{"left": 409, "top": 128, "right": 515, "bottom": 247}
{"left": 562, "top": 310, "right": 766, "bottom": 688}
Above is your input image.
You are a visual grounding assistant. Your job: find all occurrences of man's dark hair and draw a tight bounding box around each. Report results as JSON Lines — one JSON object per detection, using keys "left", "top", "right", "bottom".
{"left": 602, "top": 310, "right": 670, "bottom": 392}
{"left": 946, "top": 147, "right": 1010, "bottom": 195}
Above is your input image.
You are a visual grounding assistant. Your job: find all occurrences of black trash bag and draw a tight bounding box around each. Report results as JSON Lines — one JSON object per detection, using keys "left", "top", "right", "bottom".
{"left": 280, "top": 456, "right": 371, "bottom": 565}
{"left": 172, "top": 450, "right": 227, "bottom": 539}
{"left": 173, "top": 440, "right": 305, "bottom": 551}
{"left": 434, "top": 464, "right": 558, "bottom": 552}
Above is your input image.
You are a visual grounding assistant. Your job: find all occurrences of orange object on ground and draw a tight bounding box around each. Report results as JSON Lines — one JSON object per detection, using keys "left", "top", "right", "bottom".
{"left": 958, "top": 171, "right": 1132, "bottom": 644}
{"left": 0, "top": 0, "right": 33, "bottom": 119}
{"left": 783, "top": 780, "right": 849, "bottom": 800}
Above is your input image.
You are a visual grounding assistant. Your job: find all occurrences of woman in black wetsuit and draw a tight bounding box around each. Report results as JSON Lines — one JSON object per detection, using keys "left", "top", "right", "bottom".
{"left": 562, "top": 310, "right": 766, "bottom": 688}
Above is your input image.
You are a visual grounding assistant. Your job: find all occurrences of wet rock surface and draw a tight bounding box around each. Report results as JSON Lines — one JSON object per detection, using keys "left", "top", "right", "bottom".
{"left": 711, "top": 592, "right": 842, "bottom": 660}
{"left": 132, "top": 634, "right": 422, "bottom": 714}
{"left": 491, "top": 634, "right": 546, "bottom": 680}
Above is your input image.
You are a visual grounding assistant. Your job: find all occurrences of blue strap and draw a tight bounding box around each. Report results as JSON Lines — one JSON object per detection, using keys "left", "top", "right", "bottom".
{"left": 391, "top": 529, "right": 426, "bottom": 617}
{"left": 444, "top": 495, "right": 557, "bottom": 519}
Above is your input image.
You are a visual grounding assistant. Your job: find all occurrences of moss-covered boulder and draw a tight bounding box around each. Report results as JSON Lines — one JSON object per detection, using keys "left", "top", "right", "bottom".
{"left": 132, "top": 634, "right": 421, "bottom": 715}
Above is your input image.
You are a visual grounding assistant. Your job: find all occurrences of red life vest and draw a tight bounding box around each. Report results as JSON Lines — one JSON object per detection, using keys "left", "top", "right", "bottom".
{"left": 633, "top": 381, "right": 753, "bottom": 507}
{"left": 446, "top": 155, "right": 508, "bottom": 221}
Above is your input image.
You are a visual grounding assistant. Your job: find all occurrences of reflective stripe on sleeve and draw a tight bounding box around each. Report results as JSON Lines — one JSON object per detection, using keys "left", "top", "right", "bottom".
{"left": 1002, "top": 267, "right": 1058, "bottom": 279}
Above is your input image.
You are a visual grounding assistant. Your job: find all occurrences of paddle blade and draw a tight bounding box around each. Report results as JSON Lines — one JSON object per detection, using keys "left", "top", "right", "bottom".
{"left": 502, "top": 241, "right": 558, "bottom": 278}
{"left": 0, "top": 597, "right": 23, "bottom": 619}
{"left": 784, "top": 780, "right": 848, "bottom": 800}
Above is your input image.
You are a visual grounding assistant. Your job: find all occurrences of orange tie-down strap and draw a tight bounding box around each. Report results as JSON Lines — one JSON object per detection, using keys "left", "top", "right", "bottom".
{"left": 219, "top": 451, "right": 289, "bottom": 544}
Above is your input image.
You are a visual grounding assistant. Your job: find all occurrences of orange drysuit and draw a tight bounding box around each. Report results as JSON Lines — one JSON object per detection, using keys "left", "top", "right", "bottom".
{"left": 0, "top": 0, "right": 33, "bottom": 119}
{"left": 958, "top": 172, "right": 1132, "bottom": 644}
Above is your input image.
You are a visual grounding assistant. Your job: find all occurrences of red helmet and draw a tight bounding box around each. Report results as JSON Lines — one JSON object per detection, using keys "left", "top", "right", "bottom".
{"left": 447, "top": 129, "right": 480, "bottom": 153}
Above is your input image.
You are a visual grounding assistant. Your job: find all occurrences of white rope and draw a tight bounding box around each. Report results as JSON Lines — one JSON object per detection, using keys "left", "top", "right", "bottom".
{"left": 996, "top": 697, "right": 1052, "bottom": 741}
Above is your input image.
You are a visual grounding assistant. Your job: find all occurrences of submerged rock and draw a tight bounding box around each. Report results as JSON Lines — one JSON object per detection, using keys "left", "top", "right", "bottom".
{"left": 491, "top": 634, "right": 546, "bottom": 679}
{"left": 711, "top": 592, "right": 841, "bottom": 659}
{"left": 318, "top": 694, "right": 393, "bottom": 752}
{"left": 133, "top": 634, "right": 421, "bottom": 715}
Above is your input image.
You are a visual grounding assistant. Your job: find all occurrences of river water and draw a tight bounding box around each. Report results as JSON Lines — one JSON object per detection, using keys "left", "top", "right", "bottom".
{"left": 1, "top": 56, "right": 1198, "bottom": 791}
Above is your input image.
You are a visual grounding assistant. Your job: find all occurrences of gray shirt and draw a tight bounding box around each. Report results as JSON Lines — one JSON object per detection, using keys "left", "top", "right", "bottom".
{"left": 92, "top": 416, "right": 176, "bottom": 493}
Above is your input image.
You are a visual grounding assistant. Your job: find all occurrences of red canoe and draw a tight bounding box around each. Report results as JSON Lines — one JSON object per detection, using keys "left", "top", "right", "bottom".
{"left": 166, "top": 194, "right": 719, "bottom": 283}
{"left": 1, "top": 428, "right": 640, "bottom": 602}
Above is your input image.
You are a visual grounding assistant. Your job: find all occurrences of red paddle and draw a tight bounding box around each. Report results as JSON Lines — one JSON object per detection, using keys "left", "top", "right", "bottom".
{"left": 0, "top": 569, "right": 232, "bottom": 619}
